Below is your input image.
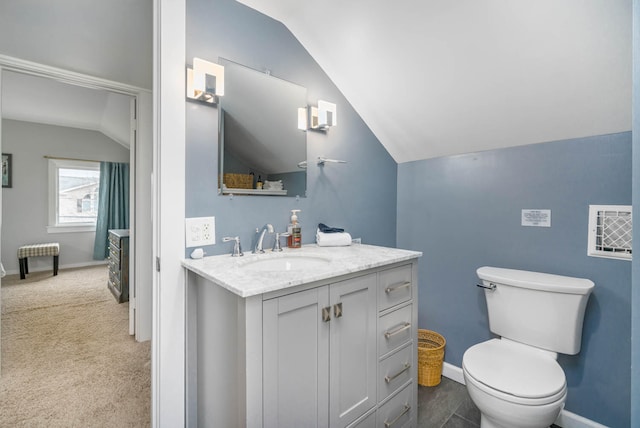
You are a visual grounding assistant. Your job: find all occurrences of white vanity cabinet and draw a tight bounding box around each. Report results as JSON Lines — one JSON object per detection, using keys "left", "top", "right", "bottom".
{"left": 183, "top": 245, "right": 421, "bottom": 428}
{"left": 263, "top": 273, "right": 377, "bottom": 428}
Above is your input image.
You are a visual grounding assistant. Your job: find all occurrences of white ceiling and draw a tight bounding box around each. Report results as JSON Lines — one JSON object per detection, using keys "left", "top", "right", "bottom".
{"left": 237, "top": 0, "right": 632, "bottom": 163}
{"left": 0, "top": 1, "right": 631, "bottom": 163}
{"left": 1, "top": 71, "right": 132, "bottom": 148}
{"left": 0, "top": 0, "right": 152, "bottom": 90}
{"left": 0, "top": 0, "right": 151, "bottom": 148}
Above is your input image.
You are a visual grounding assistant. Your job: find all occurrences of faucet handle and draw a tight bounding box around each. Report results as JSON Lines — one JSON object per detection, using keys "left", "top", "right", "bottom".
{"left": 272, "top": 232, "right": 290, "bottom": 252}
{"left": 222, "top": 236, "right": 243, "bottom": 257}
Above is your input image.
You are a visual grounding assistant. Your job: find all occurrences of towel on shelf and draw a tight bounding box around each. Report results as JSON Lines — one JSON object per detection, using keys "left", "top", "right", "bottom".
{"left": 263, "top": 180, "right": 283, "bottom": 190}
{"left": 318, "top": 223, "right": 345, "bottom": 233}
{"left": 316, "top": 228, "right": 352, "bottom": 247}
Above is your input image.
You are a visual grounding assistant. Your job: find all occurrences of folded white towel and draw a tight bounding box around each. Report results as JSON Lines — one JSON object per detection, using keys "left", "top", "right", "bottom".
{"left": 316, "top": 229, "right": 352, "bottom": 247}
{"left": 263, "top": 180, "right": 283, "bottom": 190}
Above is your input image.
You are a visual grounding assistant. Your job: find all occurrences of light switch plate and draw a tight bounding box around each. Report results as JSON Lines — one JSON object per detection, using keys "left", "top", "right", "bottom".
{"left": 185, "top": 216, "right": 216, "bottom": 247}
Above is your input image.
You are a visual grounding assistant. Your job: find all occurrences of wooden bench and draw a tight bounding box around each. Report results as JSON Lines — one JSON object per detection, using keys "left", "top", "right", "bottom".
{"left": 18, "top": 243, "right": 60, "bottom": 280}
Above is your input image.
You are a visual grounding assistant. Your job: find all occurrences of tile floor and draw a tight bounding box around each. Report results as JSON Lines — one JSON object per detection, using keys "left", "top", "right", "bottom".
{"left": 417, "top": 377, "right": 563, "bottom": 427}
{"left": 417, "top": 377, "right": 481, "bottom": 427}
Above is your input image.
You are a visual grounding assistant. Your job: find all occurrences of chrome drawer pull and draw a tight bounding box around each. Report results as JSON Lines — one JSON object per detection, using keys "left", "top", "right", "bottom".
{"left": 384, "top": 362, "right": 411, "bottom": 383}
{"left": 384, "top": 404, "right": 410, "bottom": 428}
{"left": 384, "top": 322, "right": 411, "bottom": 339}
{"left": 385, "top": 281, "right": 411, "bottom": 294}
{"left": 476, "top": 282, "right": 496, "bottom": 291}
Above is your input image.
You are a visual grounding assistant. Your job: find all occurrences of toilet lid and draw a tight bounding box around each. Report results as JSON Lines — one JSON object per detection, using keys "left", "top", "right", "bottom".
{"left": 463, "top": 339, "right": 566, "bottom": 399}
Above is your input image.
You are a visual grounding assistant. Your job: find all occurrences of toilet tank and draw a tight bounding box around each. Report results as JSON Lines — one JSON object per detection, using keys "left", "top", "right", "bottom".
{"left": 477, "top": 266, "right": 594, "bottom": 355}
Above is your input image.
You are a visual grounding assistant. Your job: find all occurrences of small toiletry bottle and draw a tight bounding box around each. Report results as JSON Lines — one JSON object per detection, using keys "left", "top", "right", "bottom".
{"left": 287, "top": 209, "right": 302, "bottom": 248}
{"left": 257, "top": 175, "right": 263, "bottom": 189}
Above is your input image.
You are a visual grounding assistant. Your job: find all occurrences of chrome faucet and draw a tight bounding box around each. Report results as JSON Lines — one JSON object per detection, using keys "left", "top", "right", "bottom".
{"left": 272, "top": 232, "right": 290, "bottom": 252}
{"left": 222, "top": 236, "right": 243, "bottom": 257}
{"left": 252, "top": 224, "right": 274, "bottom": 253}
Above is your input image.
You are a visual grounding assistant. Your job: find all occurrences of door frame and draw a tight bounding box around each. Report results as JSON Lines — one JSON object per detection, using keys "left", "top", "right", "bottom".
{"left": 0, "top": 53, "right": 153, "bottom": 352}
{"left": 153, "top": 0, "right": 187, "bottom": 425}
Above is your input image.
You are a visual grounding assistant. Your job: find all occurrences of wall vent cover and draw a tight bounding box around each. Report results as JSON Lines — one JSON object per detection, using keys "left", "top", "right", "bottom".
{"left": 588, "top": 205, "right": 632, "bottom": 260}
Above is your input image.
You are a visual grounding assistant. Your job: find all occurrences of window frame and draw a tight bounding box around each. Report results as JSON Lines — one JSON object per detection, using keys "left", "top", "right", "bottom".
{"left": 47, "top": 158, "right": 101, "bottom": 233}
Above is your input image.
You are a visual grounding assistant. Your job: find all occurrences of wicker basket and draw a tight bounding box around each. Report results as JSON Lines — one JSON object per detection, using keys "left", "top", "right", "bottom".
{"left": 223, "top": 173, "right": 253, "bottom": 189}
{"left": 418, "top": 329, "right": 446, "bottom": 387}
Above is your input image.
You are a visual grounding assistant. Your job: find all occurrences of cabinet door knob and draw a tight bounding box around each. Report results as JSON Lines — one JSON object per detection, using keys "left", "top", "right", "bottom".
{"left": 334, "top": 302, "right": 343, "bottom": 318}
{"left": 322, "top": 306, "right": 331, "bottom": 322}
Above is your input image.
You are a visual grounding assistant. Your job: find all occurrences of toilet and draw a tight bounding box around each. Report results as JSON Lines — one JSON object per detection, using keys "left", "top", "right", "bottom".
{"left": 462, "top": 267, "right": 594, "bottom": 428}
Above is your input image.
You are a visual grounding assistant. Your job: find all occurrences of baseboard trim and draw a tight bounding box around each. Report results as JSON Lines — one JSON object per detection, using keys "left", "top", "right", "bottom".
{"left": 554, "top": 410, "right": 608, "bottom": 428}
{"left": 3, "top": 260, "right": 108, "bottom": 276}
{"left": 443, "top": 362, "right": 465, "bottom": 384}
{"left": 441, "top": 362, "right": 606, "bottom": 428}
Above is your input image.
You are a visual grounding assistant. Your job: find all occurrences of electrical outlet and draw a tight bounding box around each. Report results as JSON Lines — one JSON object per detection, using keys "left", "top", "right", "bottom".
{"left": 185, "top": 216, "right": 216, "bottom": 248}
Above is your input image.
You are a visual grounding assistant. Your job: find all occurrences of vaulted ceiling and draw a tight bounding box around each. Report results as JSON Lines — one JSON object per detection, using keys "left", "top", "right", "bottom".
{"left": 0, "top": 0, "right": 152, "bottom": 148}
{"left": 237, "top": 0, "right": 632, "bottom": 163}
{"left": 1, "top": 71, "right": 132, "bottom": 148}
{"left": 0, "top": 1, "right": 631, "bottom": 163}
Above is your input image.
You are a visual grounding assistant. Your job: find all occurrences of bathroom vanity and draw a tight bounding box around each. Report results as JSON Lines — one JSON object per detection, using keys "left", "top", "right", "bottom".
{"left": 183, "top": 244, "right": 421, "bottom": 428}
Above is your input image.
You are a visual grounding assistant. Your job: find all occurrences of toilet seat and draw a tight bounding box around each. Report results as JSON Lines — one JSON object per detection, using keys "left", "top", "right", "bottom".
{"left": 463, "top": 339, "right": 566, "bottom": 406}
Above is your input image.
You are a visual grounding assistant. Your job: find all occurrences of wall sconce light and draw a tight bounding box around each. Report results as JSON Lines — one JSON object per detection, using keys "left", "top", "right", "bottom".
{"left": 317, "top": 100, "right": 337, "bottom": 129}
{"left": 186, "top": 57, "right": 225, "bottom": 104}
{"left": 298, "top": 107, "right": 308, "bottom": 131}
{"left": 299, "top": 100, "right": 337, "bottom": 131}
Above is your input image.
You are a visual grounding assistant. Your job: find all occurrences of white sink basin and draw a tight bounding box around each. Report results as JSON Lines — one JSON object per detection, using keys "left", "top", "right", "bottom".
{"left": 241, "top": 255, "right": 331, "bottom": 272}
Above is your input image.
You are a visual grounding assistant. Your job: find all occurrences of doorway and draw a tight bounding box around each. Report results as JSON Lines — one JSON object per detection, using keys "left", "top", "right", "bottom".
{"left": 0, "top": 58, "right": 153, "bottom": 366}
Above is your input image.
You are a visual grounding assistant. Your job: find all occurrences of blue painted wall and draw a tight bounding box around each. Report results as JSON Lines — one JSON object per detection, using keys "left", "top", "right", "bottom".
{"left": 397, "top": 133, "right": 631, "bottom": 427}
{"left": 632, "top": 1, "right": 639, "bottom": 426}
{"left": 185, "top": 0, "right": 397, "bottom": 254}
{"left": 186, "top": 0, "right": 636, "bottom": 425}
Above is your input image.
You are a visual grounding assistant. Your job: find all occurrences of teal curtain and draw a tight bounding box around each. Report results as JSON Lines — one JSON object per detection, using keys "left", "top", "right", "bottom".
{"left": 93, "top": 162, "right": 129, "bottom": 260}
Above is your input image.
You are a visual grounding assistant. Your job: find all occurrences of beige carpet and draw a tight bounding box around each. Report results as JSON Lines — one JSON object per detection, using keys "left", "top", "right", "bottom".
{"left": 0, "top": 266, "right": 151, "bottom": 427}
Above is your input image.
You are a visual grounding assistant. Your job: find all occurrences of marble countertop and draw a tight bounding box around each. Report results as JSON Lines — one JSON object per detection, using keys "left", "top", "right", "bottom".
{"left": 182, "top": 244, "right": 422, "bottom": 298}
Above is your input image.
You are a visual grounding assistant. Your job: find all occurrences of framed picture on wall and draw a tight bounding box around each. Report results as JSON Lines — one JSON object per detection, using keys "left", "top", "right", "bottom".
{"left": 2, "top": 153, "right": 12, "bottom": 188}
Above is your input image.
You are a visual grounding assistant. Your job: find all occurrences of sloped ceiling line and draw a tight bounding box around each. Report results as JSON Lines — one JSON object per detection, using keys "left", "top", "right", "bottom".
{"left": 236, "top": 0, "right": 632, "bottom": 163}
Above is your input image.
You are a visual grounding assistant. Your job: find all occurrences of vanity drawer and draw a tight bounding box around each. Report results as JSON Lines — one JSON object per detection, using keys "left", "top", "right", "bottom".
{"left": 378, "top": 304, "right": 413, "bottom": 357}
{"left": 377, "top": 382, "right": 414, "bottom": 428}
{"left": 378, "top": 343, "right": 413, "bottom": 403}
{"left": 378, "top": 265, "right": 412, "bottom": 312}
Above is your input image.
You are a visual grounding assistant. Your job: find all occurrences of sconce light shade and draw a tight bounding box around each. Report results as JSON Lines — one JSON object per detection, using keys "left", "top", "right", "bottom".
{"left": 301, "top": 100, "right": 337, "bottom": 131}
{"left": 309, "top": 106, "right": 320, "bottom": 129}
{"left": 298, "top": 107, "right": 308, "bottom": 131}
{"left": 186, "top": 57, "right": 225, "bottom": 103}
{"left": 318, "top": 100, "right": 337, "bottom": 128}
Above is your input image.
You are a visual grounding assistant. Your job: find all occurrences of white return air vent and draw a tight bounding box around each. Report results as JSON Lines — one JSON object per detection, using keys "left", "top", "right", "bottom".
{"left": 588, "top": 205, "right": 632, "bottom": 261}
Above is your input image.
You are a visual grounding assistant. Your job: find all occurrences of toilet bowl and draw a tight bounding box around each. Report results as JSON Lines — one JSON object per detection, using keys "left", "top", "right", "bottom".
{"left": 462, "top": 339, "right": 567, "bottom": 428}
{"left": 466, "top": 267, "right": 594, "bottom": 428}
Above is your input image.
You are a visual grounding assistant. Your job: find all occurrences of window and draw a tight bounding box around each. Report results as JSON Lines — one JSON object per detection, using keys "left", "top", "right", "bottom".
{"left": 48, "top": 159, "right": 100, "bottom": 233}
{"left": 587, "top": 205, "right": 632, "bottom": 261}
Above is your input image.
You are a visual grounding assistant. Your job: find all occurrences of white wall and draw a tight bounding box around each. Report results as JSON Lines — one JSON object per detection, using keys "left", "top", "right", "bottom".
{"left": 1, "top": 119, "right": 129, "bottom": 274}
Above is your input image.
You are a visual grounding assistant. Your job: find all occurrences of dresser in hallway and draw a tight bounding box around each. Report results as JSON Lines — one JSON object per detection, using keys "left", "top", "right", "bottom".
{"left": 107, "top": 229, "right": 129, "bottom": 303}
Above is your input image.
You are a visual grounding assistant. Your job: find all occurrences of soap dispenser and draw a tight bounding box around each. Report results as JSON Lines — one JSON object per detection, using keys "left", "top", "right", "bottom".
{"left": 287, "top": 209, "right": 302, "bottom": 248}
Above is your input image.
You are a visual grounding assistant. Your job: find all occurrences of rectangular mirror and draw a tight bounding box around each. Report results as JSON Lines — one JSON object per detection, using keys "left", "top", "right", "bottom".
{"left": 218, "top": 58, "right": 307, "bottom": 197}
